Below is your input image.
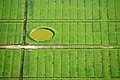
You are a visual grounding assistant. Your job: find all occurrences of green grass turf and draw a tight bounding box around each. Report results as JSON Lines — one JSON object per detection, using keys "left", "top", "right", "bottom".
{"left": 25, "top": 22, "right": 120, "bottom": 45}
{"left": 0, "top": 0, "right": 24, "bottom": 19}
{"left": 0, "top": 0, "right": 120, "bottom": 80}
{"left": 26, "top": 0, "right": 120, "bottom": 20}
{"left": 0, "top": 23, "right": 23, "bottom": 45}
{"left": 25, "top": 0, "right": 120, "bottom": 45}
{"left": 0, "top": 78, "right": 19, "bottom": 80}
{"left": 0, "top": 49, "right": 21, "bottom": 78}
{"left": 23, "top": 49, "right": 120, "bottom": 79}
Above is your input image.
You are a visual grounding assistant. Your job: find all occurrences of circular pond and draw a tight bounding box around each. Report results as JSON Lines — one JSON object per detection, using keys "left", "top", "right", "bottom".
{"left": 30, "top": 28, "right": 55, "bottom": 41}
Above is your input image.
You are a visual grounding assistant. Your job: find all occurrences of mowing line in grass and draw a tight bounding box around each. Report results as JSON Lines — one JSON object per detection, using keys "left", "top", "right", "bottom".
{"left": 32, "top": 0, "right": 40, "bottom": 19}
{"left": 109, "top": 22, "right": 117, "bottom": 45}
{"left": 109, "top": 49, "right": 119, "bottom": 77}
{"left": 118, "top": 50, "right": 120, "bottom": 77}
{"left": 0, "top": 0, "right": 24, "bottom": 19}
{"left": 62, "top": 0, "right": 70, "bottom": 20}
{"left": 40, "top": 0, "right": 48, "bottom": 19}
{"left": 101, "top": 22, "right": 109, "bottom": 45}
{"left": 37, "top": 49, "right": 45, "bottom": 77}
{"left": 7, "top": 24, "right": 16, "bottom": 44}
{"left": 93, "top": 0, "right": 100, "bottom": 19}
{"left": 0, "top": 50, "right": 5, "bottom": 77}
{"left": 45, "top": 49, "right": 53, "bottom": 77}
{"left": 26, "top": 20, "right": 120, "bottom": 23}
{"left": 28, "top": 50, "right": 37, "bottom": 77}
{"left": 93, "top": 22, "right": 101, "bottom": 32}
{"left": 24, "top": 21, "right": 120, "bottom": 45}
{"left": 53, "top": 50, "right": 61, "bottom": 77}
{"left": 0, "top": 0, "right": 3, "bottom": 19}
{"left": 9, "top": 0, "right": 18, "bottom": 19}
{"left": 86, "top": 23, "right": 93, "bottom": 45}
{"left": 15, "top": 24, "right": 23, "bottom": 44}
{"left": 54, "top": 23, "right": 62, "bottom": 44}
{"left": 61, "top": 50, "right": 69, "bottom": 77}
{"left": 102, "top": 49, "right": 110, "bottom": 79}
{"left": 0, "top": 78, "right": 19, "bottom": 80}
{"left": 11, "top": 50, "right": 21, "bottom": 77}
{"left": 23, "top": 51, "right": 29, "bottom": 77}
{"left": 69, "top": 49, "right": 77, "bottom": 77}
{"left": 94, "top": 49, "right": 103, "bottom": 77}
{"left": 109, "top": 33, "right": 117, "bottom": 45}
{"left": 78, "top": 23, "right": 85, "bottom": 44}
{"left": 86, "top": 31, "right": 93, "bottom": 45}
{"left": 93, "top": 33, "right": 101, "bottom": 45}
{"left": 115, "top": 0, "right": 120, "bottom": 19}
{"left": 93, "top": 22, "right": 101, "bottom": 45}
{"left": 0, "top": 23, "right": 8, "bottom": 44}
{"left": 55, "top": 0, "right": 62, "bottom": 19}
{"left": 27, "top": 0, "right": 33, "bottom": 19}
{"left": 18, "top": 0, "right": 25, "bottom": 19}
{"left": 0, "top": 50, "right": 21, "bottom": 78}
{"left": 108, "top": 22, "right": 116, "bottom": 32}
{"left": 100, "top": 0, "right": 110, "bottom": 46}
{"left": 15, "top": 49, "right": 120, "bottom": 79}
{"left": 85, "top": 0, "right": 92, "bottom": 19}
{"left": 47, "top": 23, "right": 55, "bottom": 44}
{"left": 3, "top": 50, "right": 13, "bottom": 77}
{"left": 85, "top": 49, "right": 94, "bottom": 77}
{"left": 70, "top": 23, "right": 77, "bottom": 44}
{"left": 1, "top": 0, "right": 11, "bottom": 19}
{"left": 107, "top": 0, "right": 115, "bottom": 19}
{"left": 78, "top": 49, "right": 86, "bottom": 77}
{"left": 62, "top": 23, "right": 69, "bottom": 44}
{"left": 70, "top": 0, "right": 77, "bottom": 19}
{"left": 116, "top": 22, "right": 120, "bottom": 45}
{"left": 48, "top": 0, "right": 55, "bottom": 19}
{"left": 100, "top": 0, "right": 107, "bottom": 20}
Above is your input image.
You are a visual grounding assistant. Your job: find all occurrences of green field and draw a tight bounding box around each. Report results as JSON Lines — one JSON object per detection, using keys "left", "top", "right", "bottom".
{"left": 0, "top": 50, "right": 21, "bottom": 78}
{"left": 0, "top": 0, "right": 120, "bottom": 80}
{"left": 25, "top": 22, "right": 120, "bottom": 45}
{"left": 23, "top": 49, "right": 119, "bottom": 78}
{"left": 0, "top": 23, "right": 23, "bottom": 45}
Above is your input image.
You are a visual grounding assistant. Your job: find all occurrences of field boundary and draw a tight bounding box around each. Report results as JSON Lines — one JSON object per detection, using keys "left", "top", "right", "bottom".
{"left": 1, "top": 19, "right": 120, "bottom": 23}
{"left": 0, "top": 45, "right": 120, "bottom": 49}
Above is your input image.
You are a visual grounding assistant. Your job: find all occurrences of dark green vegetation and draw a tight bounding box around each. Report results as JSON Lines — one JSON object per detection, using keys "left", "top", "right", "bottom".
{"left": 0, "top": 0, "right": 120, "bottom": 80}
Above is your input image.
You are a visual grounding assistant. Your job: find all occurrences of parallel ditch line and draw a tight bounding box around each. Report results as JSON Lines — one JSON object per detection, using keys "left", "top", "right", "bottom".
{"left": 20, "top": 77, "right": 120, "bottom": 79}
{"left": 0, "top": 20, "right": 24, "bottom": 23}
{"left": 1, "top": 77, "right": 119, "bottom": 79}
{"left": 1, "top": 19, "right": 120, "bottom": 23}
{"left": 25, "top": 19, "right": 120, "bottom": 23}
{"left": 19, "top": 0, "right": 28, "bottom": 80}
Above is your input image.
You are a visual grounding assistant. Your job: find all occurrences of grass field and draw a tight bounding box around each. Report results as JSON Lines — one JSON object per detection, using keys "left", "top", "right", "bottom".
{"left": 0, "top": 0, "right": 120, "bottom": 80}
{"left": 23, "top": 49, "right": 119, "bottom": 78}
{"left": 0, "top": 23, "right": 23, "bottom": 45}
{"left": 25, "top": 22, "right": 120, "bottom": 45}
{"left": 0, "top": 50, "right": 21, "bottom": 77}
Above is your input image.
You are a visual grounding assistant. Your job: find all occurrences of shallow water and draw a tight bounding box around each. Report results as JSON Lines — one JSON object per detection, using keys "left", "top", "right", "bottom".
{"left": 30, "top": 28, "right": 54, "bottom": 41}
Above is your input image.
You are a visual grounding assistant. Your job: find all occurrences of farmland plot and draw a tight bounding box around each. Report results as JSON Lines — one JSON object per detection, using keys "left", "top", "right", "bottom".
{"left": 0, "top": 0, "right": 120, "bottom": 80}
